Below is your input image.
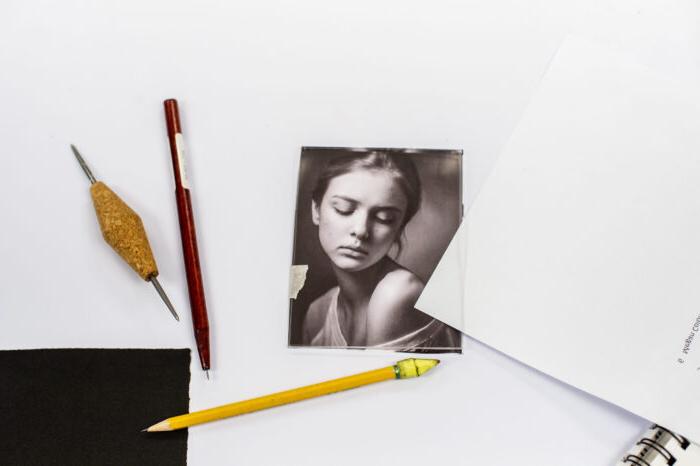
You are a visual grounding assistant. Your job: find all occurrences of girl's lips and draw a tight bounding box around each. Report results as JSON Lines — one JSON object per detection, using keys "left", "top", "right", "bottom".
{"left": 338, "top": 246, "right": 368, "bottom": 256}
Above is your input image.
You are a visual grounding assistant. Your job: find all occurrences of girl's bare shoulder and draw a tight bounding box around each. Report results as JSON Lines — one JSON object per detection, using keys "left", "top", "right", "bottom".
{"left": 366, "top": 264, "right": 428, "bottom": 344}
{"left": 375, "top": 263, "right": 425, "bottom": 303}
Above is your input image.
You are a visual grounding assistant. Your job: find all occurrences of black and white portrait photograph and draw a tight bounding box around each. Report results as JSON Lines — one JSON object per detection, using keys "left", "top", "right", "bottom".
{"left": 289, "top": 147, "right": 462, "bottom": 352}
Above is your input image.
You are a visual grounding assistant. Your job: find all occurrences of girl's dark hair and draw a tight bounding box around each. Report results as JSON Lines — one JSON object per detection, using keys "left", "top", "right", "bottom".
{"left": 311, "top": 151, "right": 422, "bottom": 252}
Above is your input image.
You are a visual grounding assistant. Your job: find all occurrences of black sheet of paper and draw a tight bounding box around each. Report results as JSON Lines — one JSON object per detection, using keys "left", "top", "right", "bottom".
{"left": 0, "top": 348, "right": 190, "bottom": 466}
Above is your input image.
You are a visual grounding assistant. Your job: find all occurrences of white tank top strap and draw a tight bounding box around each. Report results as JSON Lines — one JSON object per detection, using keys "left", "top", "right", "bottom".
{"left": 372, "top": 318, "right": 444, "bottom": 350}
{"left": 310, "top": 287, "right": 348, "bottom": 347}
{"left": 310, "top": 287, "right": 454, "bottom": 350}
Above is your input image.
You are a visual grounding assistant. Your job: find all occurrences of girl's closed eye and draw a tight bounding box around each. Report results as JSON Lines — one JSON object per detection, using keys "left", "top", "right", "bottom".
{"left": 374, "top": 210, "right": 398, "bottom": 224}
{"left": 331, "top": 199, "right": 355, "bottom": 215}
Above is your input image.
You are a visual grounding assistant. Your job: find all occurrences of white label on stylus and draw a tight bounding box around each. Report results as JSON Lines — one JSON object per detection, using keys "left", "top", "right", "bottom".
{"left": 175, "top": 133, "right": 191, "bottom": 189}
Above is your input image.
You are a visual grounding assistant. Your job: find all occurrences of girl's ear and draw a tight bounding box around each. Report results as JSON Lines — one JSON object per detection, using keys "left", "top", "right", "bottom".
{"left": 311, "top": 199, "right": 320, "bottom": 226}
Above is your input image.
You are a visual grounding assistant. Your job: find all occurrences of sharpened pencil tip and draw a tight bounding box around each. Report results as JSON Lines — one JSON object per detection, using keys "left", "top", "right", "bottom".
{"left": 205, "top": 370, "right": 210, "bottom": 380}
{"left": 145, "top": 420, "right": 171, "bottom": 432}
{"left": 141, "top": 428, "right": 148, "bottom": 432}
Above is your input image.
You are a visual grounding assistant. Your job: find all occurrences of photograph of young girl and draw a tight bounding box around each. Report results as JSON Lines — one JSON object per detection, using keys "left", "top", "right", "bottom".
{"left": 289, "top": 147, "right": 462, "bottom": 352}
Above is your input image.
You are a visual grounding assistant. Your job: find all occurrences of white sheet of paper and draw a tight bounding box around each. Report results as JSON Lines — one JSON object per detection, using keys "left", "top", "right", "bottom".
{"left": 418, "top": 35, "right": 700, "bottom": 443}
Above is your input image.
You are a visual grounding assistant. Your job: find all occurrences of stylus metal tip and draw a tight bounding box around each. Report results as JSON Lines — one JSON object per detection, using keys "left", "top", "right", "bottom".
{"left": 150, "top": 277, "right": 180, "bottom": 321}
{"left": 70, "top": 144, "right": 97, "bottom": 184}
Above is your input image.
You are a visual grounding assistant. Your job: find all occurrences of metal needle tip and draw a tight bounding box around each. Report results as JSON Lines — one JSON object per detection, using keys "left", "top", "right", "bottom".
{"left": 150, "top": 277, "right": 180, "bottom": 321}
{"left": 205, "top": 370, "right": 210, "bottom": 380}
{"left": 70, "top": 144, "right": 97, "bottom": 184}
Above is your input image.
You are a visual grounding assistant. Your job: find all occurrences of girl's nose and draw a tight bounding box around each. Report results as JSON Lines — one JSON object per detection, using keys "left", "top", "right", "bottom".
{"left": 351, "top": 213, "right": 370, "bottom": 240}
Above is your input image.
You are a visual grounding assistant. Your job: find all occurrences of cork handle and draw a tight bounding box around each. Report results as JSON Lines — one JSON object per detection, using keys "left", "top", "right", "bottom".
{"left": 90, "top": 182, "right": 159, "bottom": 280}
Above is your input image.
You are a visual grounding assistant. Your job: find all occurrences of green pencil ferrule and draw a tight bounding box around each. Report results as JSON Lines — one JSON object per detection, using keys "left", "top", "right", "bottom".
{"left": 394, "top": 358, "right": 440, "bottom": 379}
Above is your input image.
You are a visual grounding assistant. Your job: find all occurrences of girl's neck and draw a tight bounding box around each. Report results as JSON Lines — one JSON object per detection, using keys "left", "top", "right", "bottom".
{"left": 332, "top": 258, "right": 394, "bottom": 346}
{"left": 333, "top": 258, "right": 389, "bottom": 308}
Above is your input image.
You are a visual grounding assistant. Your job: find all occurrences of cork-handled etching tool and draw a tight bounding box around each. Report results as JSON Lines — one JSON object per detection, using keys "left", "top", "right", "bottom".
{"left": 71, "top": 144, "right": 180, "bottom": 321}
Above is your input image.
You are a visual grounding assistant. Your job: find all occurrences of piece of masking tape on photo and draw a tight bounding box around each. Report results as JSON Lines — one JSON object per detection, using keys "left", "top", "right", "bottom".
{"left": 289, "top": 265, "right": 309, "bottom": 299}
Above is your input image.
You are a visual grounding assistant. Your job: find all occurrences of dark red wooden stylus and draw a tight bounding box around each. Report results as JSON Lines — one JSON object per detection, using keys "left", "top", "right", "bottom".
{"left": 164, "top": 99, "right": 211, "bottom": 375}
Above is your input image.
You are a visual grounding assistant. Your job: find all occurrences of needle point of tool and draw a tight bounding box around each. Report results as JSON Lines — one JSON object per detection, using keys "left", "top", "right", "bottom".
{"left": 70, "top": 144, "right": 97, "bottom": 184}
{"left": 150, "top": 277, "right": 180, "bottom": 321}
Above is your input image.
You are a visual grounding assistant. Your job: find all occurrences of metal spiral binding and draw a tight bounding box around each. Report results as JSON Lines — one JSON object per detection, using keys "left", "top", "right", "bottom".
{"left": 621, "top": 425, "right": 690, "bottom": 466}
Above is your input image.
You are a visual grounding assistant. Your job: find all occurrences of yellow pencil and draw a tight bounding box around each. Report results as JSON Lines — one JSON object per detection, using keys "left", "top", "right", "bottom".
{"left": 145, "top": 358, "right": 439, "bottom": 432}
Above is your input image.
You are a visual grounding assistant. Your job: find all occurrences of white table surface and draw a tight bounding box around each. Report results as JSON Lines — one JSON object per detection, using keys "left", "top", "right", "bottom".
{"left": 3, "top": 1, "right": 697, "bottom": 464}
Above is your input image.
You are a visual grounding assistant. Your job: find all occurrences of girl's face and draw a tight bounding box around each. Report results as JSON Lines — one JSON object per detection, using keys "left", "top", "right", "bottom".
{"left": 312, "top": 169, "right": 408, "bottom": 272}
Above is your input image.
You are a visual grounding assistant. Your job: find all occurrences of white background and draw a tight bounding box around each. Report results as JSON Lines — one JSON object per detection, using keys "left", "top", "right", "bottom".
{"left": 2, "top": 1, "right": 697, "bottom": 464}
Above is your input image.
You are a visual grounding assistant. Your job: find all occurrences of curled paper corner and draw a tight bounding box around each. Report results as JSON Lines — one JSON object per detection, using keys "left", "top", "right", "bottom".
{"left": 289, "top": 265, "right": 309, "bottom": 299}
{"left": 416, "top": 221, "right": 466, "bottom": 331}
